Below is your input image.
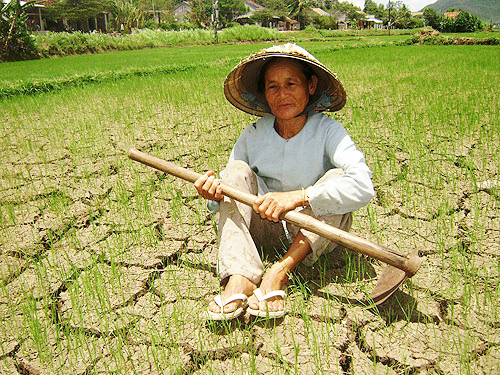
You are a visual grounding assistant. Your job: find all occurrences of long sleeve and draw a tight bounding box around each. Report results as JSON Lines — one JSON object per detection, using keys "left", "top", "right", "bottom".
{"left": 206, "top": 112, "right": 374, "bottom": 216}
{"left": 306, "top": 128, "right": 374, "bottom": 216}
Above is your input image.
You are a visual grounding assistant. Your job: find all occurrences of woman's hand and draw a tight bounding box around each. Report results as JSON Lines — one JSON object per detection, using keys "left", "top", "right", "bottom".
{"left": 194, "top": 171, "right": 223, "bottom": 201}
{"left": 253, "top": 190, "right": 306, "bottom": 222}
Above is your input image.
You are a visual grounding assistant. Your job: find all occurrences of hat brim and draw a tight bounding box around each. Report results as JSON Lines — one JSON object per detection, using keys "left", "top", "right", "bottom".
{"left": 224, "top": 51, "right": 346, "bottom": 117}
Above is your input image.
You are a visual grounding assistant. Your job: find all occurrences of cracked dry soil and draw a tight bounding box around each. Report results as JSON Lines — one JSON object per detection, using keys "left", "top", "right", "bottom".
{"left": 1, "top": 135, "right": 499, "bottom": 375}
{"left": 1, "top": 108, "right": 499, "bottom": 374}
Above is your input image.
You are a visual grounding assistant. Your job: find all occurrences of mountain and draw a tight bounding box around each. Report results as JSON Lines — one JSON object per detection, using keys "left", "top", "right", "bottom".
{"left": 423, "top": 0, "right": 500, "bottom": 23}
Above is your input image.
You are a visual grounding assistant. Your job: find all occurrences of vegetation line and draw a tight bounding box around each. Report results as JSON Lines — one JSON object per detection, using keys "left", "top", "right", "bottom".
{"left": 3, "top": 32, "right": 498, "bottom": 99}
{"left": 0, "top": 62, "right": 217, "bottom": 98}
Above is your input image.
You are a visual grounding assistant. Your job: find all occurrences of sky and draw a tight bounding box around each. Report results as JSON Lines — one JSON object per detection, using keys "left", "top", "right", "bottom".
{"left": 349, "top": 0, "right": 437, "bottom": 12}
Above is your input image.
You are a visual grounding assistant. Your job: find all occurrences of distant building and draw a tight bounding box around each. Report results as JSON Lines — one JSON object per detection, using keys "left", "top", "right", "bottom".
{"left": 173, "top": 1, "right": 192, "bottom": 22}
{"left": 356, "top": 11, "right": 383, "bottom": 30}
{"left": 331, "top": 11, "right": 349, "bottom": 30}
{"left": 3, "top": 0, "right": 47, "bottom": 31}
{"left": 311, "top": 8, "right": 330, "bottom": 17}
{"left": 235, "top": 0, "right": 265, "bottom": 25}
{"left": 277, "top": 17, "right": 300, "bottom": 31}
{"left": 364, "top": 14, "right": 384, "bottom": 29}
{"left": 443, "top": 11, "right": 461, "bottom": 19}
{"left": 244, "top": 0, "right": 264, "bottom": 13}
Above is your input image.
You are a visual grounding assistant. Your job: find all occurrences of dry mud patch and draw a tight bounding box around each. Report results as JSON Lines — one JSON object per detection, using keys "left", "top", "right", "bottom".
{"left": 1, "top": 125, "right": 499, "bottom": 374}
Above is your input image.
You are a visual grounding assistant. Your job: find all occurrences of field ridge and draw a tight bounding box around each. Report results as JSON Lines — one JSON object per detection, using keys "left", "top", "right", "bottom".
{"left": 0, "top": 40, "right": 408, "bottom": 99}
{"left": 0, "top": 61, "right": 225, "bottom": 98}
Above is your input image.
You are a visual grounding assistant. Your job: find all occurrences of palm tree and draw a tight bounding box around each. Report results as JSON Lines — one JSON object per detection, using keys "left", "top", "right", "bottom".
{"left": 111, "top": 0, "right": 144, "bottom": 31}
{"left": 2, "top": 0, "right": 34, "bottom": 50}
{"left": 287, "top": 0, "right": 313, "bottom": 28}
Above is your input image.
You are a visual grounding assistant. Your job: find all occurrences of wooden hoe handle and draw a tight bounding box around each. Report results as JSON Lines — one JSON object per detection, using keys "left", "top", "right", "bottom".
{"left": 128, "top": 148, "right": 424, "bottom": 277}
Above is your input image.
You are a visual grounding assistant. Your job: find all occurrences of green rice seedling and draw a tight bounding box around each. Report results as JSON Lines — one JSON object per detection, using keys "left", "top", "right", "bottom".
{"left": 1, "top": 41, "right": 499, "bottom": 374}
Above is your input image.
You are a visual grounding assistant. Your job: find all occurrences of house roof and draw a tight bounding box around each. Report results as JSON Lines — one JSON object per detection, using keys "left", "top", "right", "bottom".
{"left": 174, "top": 1, "right": 191, "bottom": 10}
{"left": 331, "top": 11, "right": 347, "bottom": 22}
{"left": 311, "top": 8, "right": 329, "bottom": 17}
{"left": 244, "top": 0, "right": 264, "bottom": 11}
{"left": 365, "top": 15, "right": 383, "bottom": 23}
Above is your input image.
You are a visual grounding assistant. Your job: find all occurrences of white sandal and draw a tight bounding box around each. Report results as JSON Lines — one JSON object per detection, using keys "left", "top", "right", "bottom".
{"left": 247, "top": 288, "right": 286, "bottom": 319}
{"left": 206, "top": 293, "right": 248, "bottom": 321}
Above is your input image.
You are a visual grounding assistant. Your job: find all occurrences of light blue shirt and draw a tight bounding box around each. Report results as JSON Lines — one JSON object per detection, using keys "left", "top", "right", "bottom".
{"left": 208, "top": 111, "right": 374, "bottom": 216}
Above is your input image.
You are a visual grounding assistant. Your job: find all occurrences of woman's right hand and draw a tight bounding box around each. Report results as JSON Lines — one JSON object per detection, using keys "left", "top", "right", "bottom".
{"left": 194, "top": 171, "right": 223, "bottom": 201}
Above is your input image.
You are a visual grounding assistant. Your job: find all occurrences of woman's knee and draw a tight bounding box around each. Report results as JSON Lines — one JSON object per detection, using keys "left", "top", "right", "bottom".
{"left": 222, "top": 160, "right": 258, "bottom": 196}
{"left": 223, "top": 160, "right": 253, "bottom": 182}
{"left": 225, "top": 160, "right": 252, "bottom": 175}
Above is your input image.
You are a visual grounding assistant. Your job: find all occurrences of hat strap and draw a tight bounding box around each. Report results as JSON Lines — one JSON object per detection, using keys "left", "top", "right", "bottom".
{"left": 293, "top": 90, "right": 331, "bottom": 118}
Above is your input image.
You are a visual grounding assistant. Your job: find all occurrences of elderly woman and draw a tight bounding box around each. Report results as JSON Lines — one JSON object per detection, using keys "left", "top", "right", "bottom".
{"left": 194, "top": 44, "right": 374, "bottom": 320}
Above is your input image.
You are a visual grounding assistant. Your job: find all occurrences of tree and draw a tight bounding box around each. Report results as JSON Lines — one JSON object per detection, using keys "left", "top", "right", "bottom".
{"left": 423, "top": 7, "right": 441, "bottom": 29}
{"left": 364, "top": 0, "right": 385, "bottom": 19}
{"left": 190, "top": 0, "right": 212, "bottom": 27}
{"left": 0, "top": 0, "right": 37, "bottom": 61}
{"left": 287, "top": 0, "right": 314, "bottom": 28}
{"left": 313, "top": 14, "right": 337, "bottom": 29}
{"left": 386, "top": 1, "right": 413, "bottom": 29}
{"left": 263, "top": 0, "right": 288, "bottom": 12}
{"left": 363, "top": 0, "right": 375, "bottom": 12}
{"left": 454, "top": 10, "right": 482, "bottom": 32}
{"left": 56, "top": 0, "right": 112, "bottom": 21}
{"left": 251, "top": 9, "right": 278, "bottom": 26}
{"left": 218, "top": 0, "right": 247, "bottom": 26}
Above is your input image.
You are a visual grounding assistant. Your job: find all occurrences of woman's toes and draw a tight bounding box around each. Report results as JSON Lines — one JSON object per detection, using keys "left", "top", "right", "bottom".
{"left": 208, "top": 300, "right": 221, "bottom": 313}
{"left": 248, "top": 295, "right": 259, "bottom": 310}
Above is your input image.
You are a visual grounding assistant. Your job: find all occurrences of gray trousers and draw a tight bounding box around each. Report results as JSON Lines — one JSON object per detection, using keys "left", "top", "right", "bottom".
{"left": 217, "top": 160, "right": 352, "bottom": 284}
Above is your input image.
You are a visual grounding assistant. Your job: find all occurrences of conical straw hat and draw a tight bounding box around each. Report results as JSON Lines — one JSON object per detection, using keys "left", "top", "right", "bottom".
{"left": 224, "top": 43, "right": 346, "bottom": 117}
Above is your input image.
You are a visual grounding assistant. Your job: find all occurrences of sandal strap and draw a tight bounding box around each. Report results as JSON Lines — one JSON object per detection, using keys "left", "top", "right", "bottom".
{"left": 214, "top": 293, "right": 248, "bottom": 313}
{"left": 253, "top": 288, "right": 286, "bottom": 302}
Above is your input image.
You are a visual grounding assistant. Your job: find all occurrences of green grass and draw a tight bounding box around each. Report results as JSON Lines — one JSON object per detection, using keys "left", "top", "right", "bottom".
{"left": 1, "top": 42, "right": 499, "bottom": 374}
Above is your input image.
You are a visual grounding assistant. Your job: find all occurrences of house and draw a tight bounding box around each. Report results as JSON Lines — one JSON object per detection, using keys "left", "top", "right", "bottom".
{"left": 235, "top": 0, "right": 265, "bottom": 25}
{"left": 4, "top": 0, "right": 111, "bottom": 32}
{"left": 363, "top": 14, "right": 383, "bottom": 29}
{"left": 331, "top": 11, "right": 349, "bottom": 30}
{"left": 244, "top": 0, "right": 264, "bottom": 13}
{"left": 173, "top": 1, "right": 192, "bottom": 22}
{"left": 356, "top": 11, "right": 383, "bottom": 29}
{"left": 277, "top": 17, "right": 300, "bottom": 31}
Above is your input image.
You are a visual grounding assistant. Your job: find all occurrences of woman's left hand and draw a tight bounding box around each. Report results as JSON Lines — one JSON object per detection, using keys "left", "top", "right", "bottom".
{"left": 253, "top": 190, "right": 305, "bottom": 222}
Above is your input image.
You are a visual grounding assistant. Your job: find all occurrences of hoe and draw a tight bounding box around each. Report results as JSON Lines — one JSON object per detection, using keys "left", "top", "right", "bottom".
{"left": 129, "top": 148, "right": 425, "bottom": 305}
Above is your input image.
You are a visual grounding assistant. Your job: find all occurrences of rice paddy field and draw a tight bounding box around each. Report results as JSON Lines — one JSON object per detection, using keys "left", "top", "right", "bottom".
{"left": 0, "top": 39, "right": 499, "bottom": 374}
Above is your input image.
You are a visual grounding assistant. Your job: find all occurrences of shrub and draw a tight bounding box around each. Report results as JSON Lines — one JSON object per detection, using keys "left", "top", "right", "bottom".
{"left": 408, "top": 29, "right": 498, "bottom": 46}
{"left": 144, "top": 19, "right": 160, "bottom": 30}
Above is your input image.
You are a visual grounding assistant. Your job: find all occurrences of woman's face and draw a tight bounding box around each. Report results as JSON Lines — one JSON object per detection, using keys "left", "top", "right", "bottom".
{"left": 264, "top": 60, "right": 318, "bottom": 121}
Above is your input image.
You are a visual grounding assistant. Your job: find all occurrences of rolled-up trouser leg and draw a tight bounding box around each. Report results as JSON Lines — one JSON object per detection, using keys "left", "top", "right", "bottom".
{"left": 217, "top": 164, "right": 353, "bottom": 280}
{"left": 217, "top": 161, "right": 286, "bottom": 284}
{"left": 287, "top": 168, "right": 353, "bottom": 266}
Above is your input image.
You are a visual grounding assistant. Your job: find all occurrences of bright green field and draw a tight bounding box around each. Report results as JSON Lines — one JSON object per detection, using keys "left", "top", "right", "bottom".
{"left": 0, "top": 37, "right": 413, "bottom": 87}
{"left": 0, "top": 42, "right": 499, "bottom": 374}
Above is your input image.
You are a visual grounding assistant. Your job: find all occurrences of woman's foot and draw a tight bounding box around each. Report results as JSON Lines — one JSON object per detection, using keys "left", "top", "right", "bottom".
{"left": 208, "top": 275, "right": 256, "bottom": 314}
{"left": 248, "top": 261, "right": 289, "bottom": 314}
